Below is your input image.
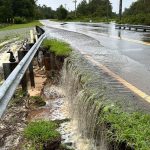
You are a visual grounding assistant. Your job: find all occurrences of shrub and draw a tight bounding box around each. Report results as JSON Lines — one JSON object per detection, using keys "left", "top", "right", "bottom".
{"left": 14, "top": 16, "right": 27, "bottom": 24}
{"left": 24, "top": 121, "right": 60, "bottom": 143}
{"left": 42, "top": 39, "right": 72, "bottom": 56}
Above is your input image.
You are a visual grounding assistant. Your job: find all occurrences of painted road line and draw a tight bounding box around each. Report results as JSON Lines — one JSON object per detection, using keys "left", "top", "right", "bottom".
{"left": 84, "top": 54, "right": 150, "bottom": 103}
{"left": 89, "top": 31, "right": 150, "bottom": 46}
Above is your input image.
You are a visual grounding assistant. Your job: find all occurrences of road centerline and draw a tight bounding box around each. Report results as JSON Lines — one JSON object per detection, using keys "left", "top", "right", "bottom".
{"left": 84, "top": 54, "right": 150, "bottom": 104}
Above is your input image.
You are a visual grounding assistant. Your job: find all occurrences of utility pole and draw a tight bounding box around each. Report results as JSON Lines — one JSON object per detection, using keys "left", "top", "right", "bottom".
{"left": 119, "top": 0, "right": 123, "bottom": 22}
{"left": 107, "top": 0, "right": 109, "bottom": 21}
{"left": 64, "top": 4, "right": 67, "bottom": 9}
{"left": 73, "top": 0, "right": 77, "bottom": 17}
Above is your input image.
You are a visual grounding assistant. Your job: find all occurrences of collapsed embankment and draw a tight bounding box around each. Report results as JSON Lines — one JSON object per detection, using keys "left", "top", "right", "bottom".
{"left": 61, "top": 51, "right": 150, "bottom": 150}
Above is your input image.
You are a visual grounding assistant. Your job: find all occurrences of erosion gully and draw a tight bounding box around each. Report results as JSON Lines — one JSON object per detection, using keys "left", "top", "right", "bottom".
{"left": 28, "top": 50, "right": 149, "bottom": 150}
{"left": 29, "top": 52, "right": 103, "bottom": 150}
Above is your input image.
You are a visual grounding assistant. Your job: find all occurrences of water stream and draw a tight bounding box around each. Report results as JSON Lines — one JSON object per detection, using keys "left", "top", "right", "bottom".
{"left": 38, "top": 52, "right": 110, "bottom": 150}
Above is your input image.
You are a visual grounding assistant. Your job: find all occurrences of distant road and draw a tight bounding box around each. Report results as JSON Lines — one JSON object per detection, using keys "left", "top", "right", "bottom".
{"left": 40, "top": 20, "right": 150, "bottom": 107}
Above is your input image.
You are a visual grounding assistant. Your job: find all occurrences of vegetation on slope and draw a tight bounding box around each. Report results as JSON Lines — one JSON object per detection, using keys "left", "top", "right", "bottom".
{"left": 24, "top": 120, "right": 60, "bottom": 149}
{"left": 42, "top": 39, "right": 72, "bottom": 56}
{"left": 68, "top": 52, "right": 150, "bottom": 150}
{"left": 102, "top": 107, "right": 150, "bottom": 150}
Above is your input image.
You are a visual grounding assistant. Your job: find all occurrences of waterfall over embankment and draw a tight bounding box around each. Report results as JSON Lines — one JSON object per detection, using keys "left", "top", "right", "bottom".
{"left": 60, "top": 51, "right": 150, "bottom": 150}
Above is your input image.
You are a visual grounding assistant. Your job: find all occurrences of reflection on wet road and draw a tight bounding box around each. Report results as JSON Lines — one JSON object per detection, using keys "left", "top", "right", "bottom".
{"left": 41, "top": 20, "right": 150, "bottom": 102}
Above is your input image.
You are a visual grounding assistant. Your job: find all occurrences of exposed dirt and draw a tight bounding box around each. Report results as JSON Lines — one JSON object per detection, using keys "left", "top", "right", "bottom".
{"left": 0, "top": 63, "right": 47, "bottom": 150}
{"left": 28, "top": 67, "right": 47, "bottom": 97}
{"left": 0, "top": 90, "right": 28, "bottom": 150}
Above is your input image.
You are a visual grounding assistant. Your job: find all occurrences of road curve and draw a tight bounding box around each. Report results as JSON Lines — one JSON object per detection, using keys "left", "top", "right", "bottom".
{"left": 40, "top": 20, "right": 150, "bottom": 111}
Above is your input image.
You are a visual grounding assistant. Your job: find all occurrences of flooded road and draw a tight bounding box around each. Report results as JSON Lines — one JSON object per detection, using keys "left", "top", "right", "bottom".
{"left": 40, "top": 20, "right": 150, "bottom": 103}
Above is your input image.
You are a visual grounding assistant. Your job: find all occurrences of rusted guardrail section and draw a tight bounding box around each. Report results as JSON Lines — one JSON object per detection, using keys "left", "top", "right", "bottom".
{"left": 0, "top": 29, "right": 46, "bottom": 118}
{"left": 115, "top": 24, "right": 150, "bottom": 32}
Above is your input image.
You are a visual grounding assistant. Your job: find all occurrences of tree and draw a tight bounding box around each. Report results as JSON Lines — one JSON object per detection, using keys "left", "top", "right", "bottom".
{"left": 76, "top": 0, "right": 112, "bottom": 18}
{"left": 56, "top": 5, "right": 68, "bottom": 20}
{"left": 77, "top": 0, "right": 89, "bottom": 16}
{"left": 122, "top": 0, "right": 150, "bottom": 25}
{"left": 12, "top": 0, "right": 36, "bottom": 19}
{"left": 0, "top": 0, "right": 13, "bottom": 22}
{"left": 0, "top": 0, "right": 36, "bottom": 22}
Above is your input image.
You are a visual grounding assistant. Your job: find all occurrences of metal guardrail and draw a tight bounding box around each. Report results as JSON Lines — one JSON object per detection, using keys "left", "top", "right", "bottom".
{"left": 0, "top": 32, "right": 46, "bottom": 118}
{"left": 115, "top": 24, "right": 150, "bottom": 32}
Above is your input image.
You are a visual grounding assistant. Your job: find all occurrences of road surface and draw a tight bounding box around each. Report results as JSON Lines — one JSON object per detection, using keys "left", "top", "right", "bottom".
{"left": 40, "top": 20, "right": 150, "bottom": 109}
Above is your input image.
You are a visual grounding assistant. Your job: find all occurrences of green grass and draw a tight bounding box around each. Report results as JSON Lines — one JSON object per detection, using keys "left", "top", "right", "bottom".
{"left": 66, "top": 52, "right": 150, "bottom": 150}
{"left": 0, "top": 21, "right": 43, "bottom": 31}
{"left": 24, "top": 120, "right": 60, "bottom": 144}
{"left": 42, "top": 39, "right": 72, "bottom": 56}
{"left": 101, "top": 107, "right": 150, "bottom": 150}
{"left": 30, "top": 96, "right": 46, "bottom": 107}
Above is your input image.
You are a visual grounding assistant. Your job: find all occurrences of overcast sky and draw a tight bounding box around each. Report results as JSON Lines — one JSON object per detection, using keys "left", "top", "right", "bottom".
{"left": 38, "top": 0, "right": 137, "bottom": 13}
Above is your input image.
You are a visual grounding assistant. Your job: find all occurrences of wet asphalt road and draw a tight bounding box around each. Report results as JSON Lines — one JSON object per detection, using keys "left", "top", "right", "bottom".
{"left": 40, "top": 20, "right": 150, "bottom": 104}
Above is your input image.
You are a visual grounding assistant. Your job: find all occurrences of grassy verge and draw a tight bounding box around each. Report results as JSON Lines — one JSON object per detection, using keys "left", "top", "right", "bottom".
{"left": 42, "top": 39, "right": 72, "bottom": 56}
{"left": 67, "top": 53, "right": 150, "bottom": 150}
{"left": 24, "top": 120, "right": 60, "bottom": 149}
{"left": 101, "top": 106, "right": 150, "bottom": 150}
{"left": 0, "top": 21, "right": 43, "bottom": 31}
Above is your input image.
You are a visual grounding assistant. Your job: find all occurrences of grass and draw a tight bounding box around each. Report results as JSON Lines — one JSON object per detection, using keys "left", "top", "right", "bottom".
{"left": 30, "top": 96, "right": 46, "bottom": 107}
{"left": 0, "top": 21, "right": 43, "bottom": 31}
{"left": 24, "top": 120, "right": 60, "bottom": 145}
{"left": 67, "top": 53, "right": 150, "bottom": 150}
{"left": 42, "top": 39, "right": 72, "bottom": 56}
{"left": 9, "top": 88, "right": 26, "bottom": 106}
{"left": 101, "top": 106, "right": 150, "bottom": 150}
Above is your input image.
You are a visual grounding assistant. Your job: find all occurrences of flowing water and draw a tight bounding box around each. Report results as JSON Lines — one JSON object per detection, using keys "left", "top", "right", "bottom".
{"left": 40, "top": 52, "right": 111, "bottom": 150}
{"left": 40, "top": 51, "right": 150, "bottom": 150}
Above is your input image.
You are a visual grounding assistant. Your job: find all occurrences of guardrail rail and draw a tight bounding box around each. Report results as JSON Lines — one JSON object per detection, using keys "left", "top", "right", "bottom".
{"left": 115, "top": 24, "right": 150, "bottom": 32}
{"left": 0, "top": 29, "right": 46, "bottom": 118}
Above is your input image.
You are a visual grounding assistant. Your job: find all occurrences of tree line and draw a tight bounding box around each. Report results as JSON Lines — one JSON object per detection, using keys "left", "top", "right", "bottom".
{"left": 0, "top": 0, "right": 149, "bottom": 25}
{"left": 121, "top": 0, "right": 150, "bottom": 25}
{"left": 76, "top": 0, "right": 113, "bottom": 20}
{"left": 0, "top": 0, "right": 69, "bottom": 23}
{"left": 0, "top": 0, "right": 114, "bottom": 23}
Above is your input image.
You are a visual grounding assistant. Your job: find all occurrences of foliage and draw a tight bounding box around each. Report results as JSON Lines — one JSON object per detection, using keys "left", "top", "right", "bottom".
{"left": 24, "top": 120, "right": 60, "bottom": 144}
{"left": 30, "top": 96, "right": 46, "bottom": 107}
{"left": 101, "top": 107, "right": 150, "bottom": 150}
{"left": 0, "top": 21, "right": 43, "bottom": 31}
{"left": 122, "top": 0, "right": 150, "bottom": 25}
{"left": 0, "top": 0, "right": 56, "bottom": 23}
{"left": 77, "top": 0, "right": 89, "bottom": 17}
{"left": 14, "top": 17, "right": 27, "bottom": 24}
{"left": 77, "top": 0, "right": 112, "bottom": 19}
{"left": 35, "top": 5, "right": 56, "bottom": 20}
{"left": 56, "top": 5, "right": 68, "bottom": 20}
{"left": 0, "top": 0, "right": 36, "bottom": 23}
{"left": 42, "top": 39, "right": 72, "bottom": 56}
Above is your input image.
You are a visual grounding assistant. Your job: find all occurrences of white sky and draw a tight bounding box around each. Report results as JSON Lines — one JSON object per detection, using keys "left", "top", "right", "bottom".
{"left": 37, "top": 0, "right": 137, "bottom": 13}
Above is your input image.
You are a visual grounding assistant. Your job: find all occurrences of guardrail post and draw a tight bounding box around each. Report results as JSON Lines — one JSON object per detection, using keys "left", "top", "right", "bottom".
{"left": 26, "top": 43, "right": 35, "bottom": 88}
{"left": 18, "top": 50, "right": 28, "bottom": 93}
{"left": 3, "top": 62, "right": 18, "bottom": 80}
